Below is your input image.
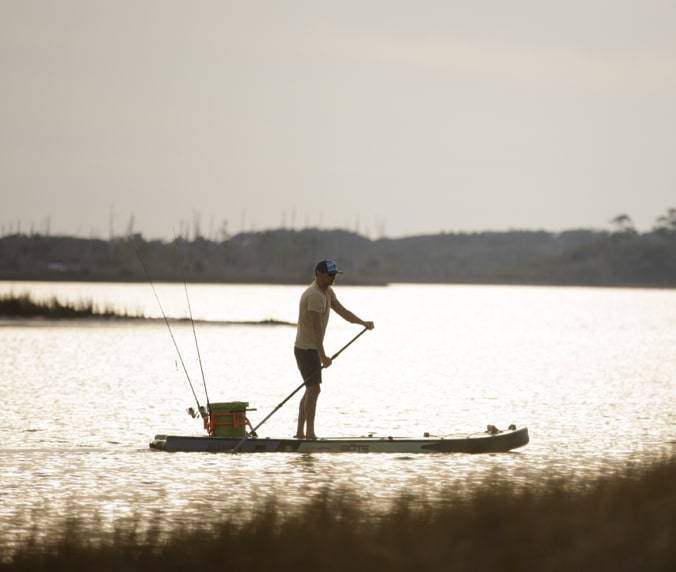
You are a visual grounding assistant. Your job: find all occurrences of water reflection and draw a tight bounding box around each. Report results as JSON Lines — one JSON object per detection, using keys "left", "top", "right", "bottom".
{"left": 1, "top": 282, "right": 675, "bottom": 554}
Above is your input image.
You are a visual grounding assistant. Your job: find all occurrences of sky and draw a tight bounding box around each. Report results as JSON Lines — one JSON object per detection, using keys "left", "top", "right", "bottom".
{"left": 1, "top": 0, "right": 675, "bottom": 239}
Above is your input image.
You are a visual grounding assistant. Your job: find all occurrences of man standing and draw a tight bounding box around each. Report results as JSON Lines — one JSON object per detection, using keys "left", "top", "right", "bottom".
{"left": 294, "top": 259, "right": 374, "bottom": 440}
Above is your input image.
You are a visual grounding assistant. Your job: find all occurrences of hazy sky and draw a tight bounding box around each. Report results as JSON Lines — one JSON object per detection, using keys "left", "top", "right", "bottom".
{"left": 2, "top": 1, "right": 675, "bottom": 239}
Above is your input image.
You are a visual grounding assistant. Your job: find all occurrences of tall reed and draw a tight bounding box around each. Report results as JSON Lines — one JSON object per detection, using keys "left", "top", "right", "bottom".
{"left": 2, "top": 457, "right": 674, "bottom": 571}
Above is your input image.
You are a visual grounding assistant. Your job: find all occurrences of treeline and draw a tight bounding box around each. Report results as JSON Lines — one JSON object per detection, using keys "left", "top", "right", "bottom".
{"left": 1, "top": 211, "right": 676, "bottom": 286}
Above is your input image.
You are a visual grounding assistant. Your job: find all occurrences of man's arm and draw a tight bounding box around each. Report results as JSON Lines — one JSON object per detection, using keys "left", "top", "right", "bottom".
{"left": 331, "top": 298, "right": 375, "bottom": 330}
{"left": 310, "top": 311, "right": 332, "bottom": 367}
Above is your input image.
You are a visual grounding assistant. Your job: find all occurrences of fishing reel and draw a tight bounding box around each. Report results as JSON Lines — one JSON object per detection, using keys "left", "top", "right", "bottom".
{"left": 187, "top": 406, "right": 208, "bottom": 419}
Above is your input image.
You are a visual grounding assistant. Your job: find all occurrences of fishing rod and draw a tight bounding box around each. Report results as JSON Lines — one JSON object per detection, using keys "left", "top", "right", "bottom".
{"left": 173, "top": 235, "right": 211, "bottom": 412}
{"left": 229, "top": 326, "right": 370, "bottom": 453}
{"left": 132, "top": 242, "right": 206, "bottom": 419}
{"left": 183, "top": 279, "right": 210, "bottom": 410}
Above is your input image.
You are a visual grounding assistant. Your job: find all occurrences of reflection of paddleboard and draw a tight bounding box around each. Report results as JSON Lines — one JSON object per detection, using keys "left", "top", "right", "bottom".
{"left": 149, "top": 425, "right": 529, "bottom": 454}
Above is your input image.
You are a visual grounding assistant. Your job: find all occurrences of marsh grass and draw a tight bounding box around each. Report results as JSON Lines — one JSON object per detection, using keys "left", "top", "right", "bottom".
{"left": 0, "top": 292, "right": 137, "bottom": 320}
{"left": 2, "top": 457, "right": 674, "bottom": 571}
{"left": 0, "top": 292, "right": 295, "bottom": 325}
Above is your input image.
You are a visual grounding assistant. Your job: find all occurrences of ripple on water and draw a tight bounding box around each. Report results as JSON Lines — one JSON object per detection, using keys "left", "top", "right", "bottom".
{"left": 1, "top": 283, "right": 675, "bottom": 554}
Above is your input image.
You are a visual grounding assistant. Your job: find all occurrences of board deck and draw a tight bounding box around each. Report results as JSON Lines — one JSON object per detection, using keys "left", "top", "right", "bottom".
{"left": 149, "top": 426, "right": 529, "bottom": 454}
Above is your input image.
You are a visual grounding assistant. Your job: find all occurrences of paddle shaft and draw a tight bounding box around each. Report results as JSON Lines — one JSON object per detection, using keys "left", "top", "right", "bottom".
{"left": 230, "top": 326, "right": 369, "bottom": 452}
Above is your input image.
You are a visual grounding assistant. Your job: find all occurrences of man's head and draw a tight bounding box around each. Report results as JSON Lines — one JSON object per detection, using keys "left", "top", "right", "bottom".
{"left": 314, "top": 259, "right": 342, "bottom": 288}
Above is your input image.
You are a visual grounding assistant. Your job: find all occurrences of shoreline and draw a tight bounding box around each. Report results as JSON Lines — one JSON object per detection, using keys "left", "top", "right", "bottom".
{"left": 3, "top": 277, "right": 676, "bottom": 290}
{"left": 0, "top": 316, "right": 296, "bottom": 327}
{"left": 0, "top": 292, "right": 296, "bottom": 326}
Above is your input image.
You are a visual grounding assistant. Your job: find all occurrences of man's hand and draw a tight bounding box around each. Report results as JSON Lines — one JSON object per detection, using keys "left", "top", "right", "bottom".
{"left": 321, "top": 355, "right": 333, "bottom": 368}
{"left": 361, "top": 320, "right": 375, "bottom": 330}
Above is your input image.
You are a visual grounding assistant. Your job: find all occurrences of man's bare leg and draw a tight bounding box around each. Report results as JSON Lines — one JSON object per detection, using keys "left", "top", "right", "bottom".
{"left": 295, "top": 392, "right": 307, "bottom": 438}
{"left": 304, "top": 384, "right": 321, "bottom": 439}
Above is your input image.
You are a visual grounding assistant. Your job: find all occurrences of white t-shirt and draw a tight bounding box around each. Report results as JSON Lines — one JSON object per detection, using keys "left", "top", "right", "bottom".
{"left": 294, "top": 281, "right": 336, "bottom": 349}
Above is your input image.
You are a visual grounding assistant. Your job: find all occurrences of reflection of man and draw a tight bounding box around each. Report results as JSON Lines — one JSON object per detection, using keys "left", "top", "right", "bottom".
{"left": 294, "top": 259, "right": 375, "bottom": 440}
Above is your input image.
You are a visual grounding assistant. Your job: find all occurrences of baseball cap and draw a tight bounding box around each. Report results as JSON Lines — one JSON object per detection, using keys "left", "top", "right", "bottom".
{"left": 315, "top": 259, "right": 343, "bottom": 275}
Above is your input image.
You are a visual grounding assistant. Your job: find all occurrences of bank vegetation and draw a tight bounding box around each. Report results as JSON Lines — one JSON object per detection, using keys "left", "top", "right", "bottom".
{"left": 2, "top": 456, "right": 674, "bottom": 571}
{"left": 1, "top": 209, "right": 676, "bottom": 287}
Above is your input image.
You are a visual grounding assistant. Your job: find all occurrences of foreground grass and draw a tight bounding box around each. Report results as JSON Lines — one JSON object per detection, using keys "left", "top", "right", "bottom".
{"left": 2, "top": 457, "right": 674, "bottom": 572}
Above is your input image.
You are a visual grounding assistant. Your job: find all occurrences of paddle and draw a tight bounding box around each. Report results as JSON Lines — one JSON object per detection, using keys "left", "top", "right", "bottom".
{"left": 229, "top": 326, "right": 370, "bottom": 453}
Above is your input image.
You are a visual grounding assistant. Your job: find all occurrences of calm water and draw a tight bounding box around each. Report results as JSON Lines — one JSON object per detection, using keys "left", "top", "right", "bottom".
{"left": 1, "top": 281, "right": 675, "bottom": 552}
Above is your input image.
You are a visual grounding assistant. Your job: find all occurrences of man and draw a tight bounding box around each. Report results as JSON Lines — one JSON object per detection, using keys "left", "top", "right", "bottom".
{"left": 294, "top": 259, "right": 374, "bottom": 440}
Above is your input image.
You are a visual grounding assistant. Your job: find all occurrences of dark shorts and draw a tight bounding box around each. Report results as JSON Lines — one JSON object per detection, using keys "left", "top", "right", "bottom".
{"left": 294, "top": 347, "right": 322, "bottom": 386}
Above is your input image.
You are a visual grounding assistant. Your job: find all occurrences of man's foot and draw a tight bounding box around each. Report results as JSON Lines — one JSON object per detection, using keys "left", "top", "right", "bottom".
{"left": 293, "top": 434, "right": 305, "bottom": 439}
{"left": 306, "top": 434, "right": 318, "bottom": 440}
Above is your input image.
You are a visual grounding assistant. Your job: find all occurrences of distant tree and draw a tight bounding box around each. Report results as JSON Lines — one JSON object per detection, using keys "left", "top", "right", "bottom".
{"left": 192, "top": 211, "right": 202, "bottom": 241}
{"left": 610, "top": 214, "right": 636, "bottom": 234}
{"left": 654, "top": 208, "right": 676, "bottom": 233}
{"left": 108, "top": 205, "right": 116, "bottom": 240}
{"left": 219, "top": 219, "right": 230, "bottom": 242}
{"left": 126, "top": 214, "right": 136, "bottom": 237}
{"left": 126, "top": 232, "right": 144, "bottom": 243}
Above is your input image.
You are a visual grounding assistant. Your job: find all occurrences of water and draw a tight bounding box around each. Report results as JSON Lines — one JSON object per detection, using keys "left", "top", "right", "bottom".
{"left": 1, "top": 281, "right": 674, "bottom": 552}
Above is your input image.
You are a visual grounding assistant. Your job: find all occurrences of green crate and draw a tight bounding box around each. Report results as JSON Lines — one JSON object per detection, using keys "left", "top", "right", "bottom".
{"left": 208, "top": 402, "right": 249, "bottom": 437}
{"left": 210, "top": 401, "right": 248, "bottom": 411}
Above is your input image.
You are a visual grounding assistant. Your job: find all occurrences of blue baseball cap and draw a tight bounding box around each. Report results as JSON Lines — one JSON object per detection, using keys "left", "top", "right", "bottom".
{"left": 315, "top": 259, "right": 343, "bottom": 275}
